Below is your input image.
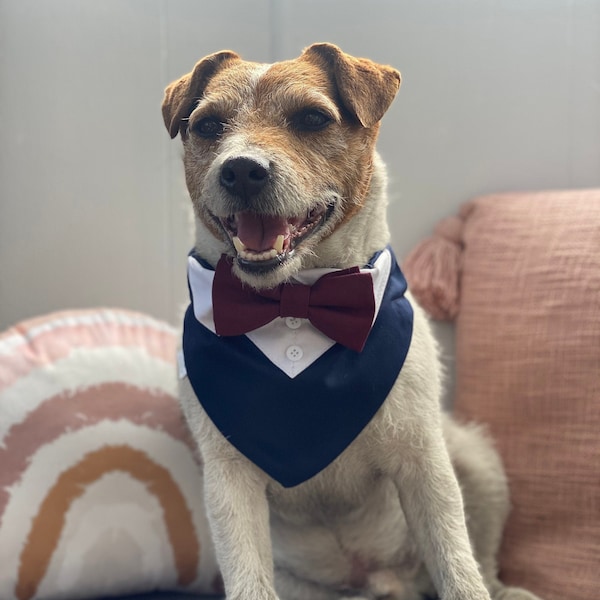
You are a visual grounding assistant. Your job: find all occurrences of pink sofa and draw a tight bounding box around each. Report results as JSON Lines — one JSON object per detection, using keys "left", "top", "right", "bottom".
{"left": 404, "top": 189, "right": 600, "bottom": 600}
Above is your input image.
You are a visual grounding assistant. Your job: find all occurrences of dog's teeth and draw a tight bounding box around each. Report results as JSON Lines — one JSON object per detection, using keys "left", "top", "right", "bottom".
{"left": 274, "top": 235, "right": 284, "bottom": 254}
{"left": 234, "top": 239, "right": 280, "bottom": 262}
{"left": 233, "top": 236, "right": 246, "bottom": 253}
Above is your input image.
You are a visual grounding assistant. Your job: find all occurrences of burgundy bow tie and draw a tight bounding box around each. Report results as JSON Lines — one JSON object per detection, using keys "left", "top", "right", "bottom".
{"left": 212, "top": 256, "right": 376, "bottom": 352}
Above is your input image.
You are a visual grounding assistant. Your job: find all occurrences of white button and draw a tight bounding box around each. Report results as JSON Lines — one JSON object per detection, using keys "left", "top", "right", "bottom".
{"left": 285, "top": 345, "right": 304, "bottom": 361}
{"left": 285, "top": 317, "right": 302, "bottom": 330}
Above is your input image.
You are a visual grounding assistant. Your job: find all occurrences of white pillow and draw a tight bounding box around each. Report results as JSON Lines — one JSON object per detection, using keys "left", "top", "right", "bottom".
{"left": 0, "top": 309, "right": 220, "bottom": 600}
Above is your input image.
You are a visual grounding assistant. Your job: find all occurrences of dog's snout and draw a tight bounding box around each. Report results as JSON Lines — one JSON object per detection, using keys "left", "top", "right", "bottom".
{"left": 220, "top": 157, "right": 270, "bottom": 198}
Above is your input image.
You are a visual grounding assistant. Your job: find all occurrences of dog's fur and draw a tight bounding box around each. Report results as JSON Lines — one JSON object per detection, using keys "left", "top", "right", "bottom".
{"left": 163, "top": 44, "right": 540, "bottom": 600}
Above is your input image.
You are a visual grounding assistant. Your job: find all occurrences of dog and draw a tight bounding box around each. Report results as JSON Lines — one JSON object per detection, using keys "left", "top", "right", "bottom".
{"left": 162, "top": 43, "right": 541, "bottom": 600}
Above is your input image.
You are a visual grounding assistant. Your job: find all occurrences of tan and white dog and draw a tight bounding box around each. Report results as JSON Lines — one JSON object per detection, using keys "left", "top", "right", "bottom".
{"left": 162, "top": 44, "right": 540, "bottom": 600}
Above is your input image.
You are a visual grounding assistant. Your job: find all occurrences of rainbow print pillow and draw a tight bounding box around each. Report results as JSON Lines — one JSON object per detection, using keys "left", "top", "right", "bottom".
{"left": 0, "top": 309, "right": 220, "bottom": 600}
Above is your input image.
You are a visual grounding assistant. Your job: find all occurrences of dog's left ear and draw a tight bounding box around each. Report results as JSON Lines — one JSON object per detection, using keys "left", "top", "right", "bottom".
{"left": 162, "top": 50, "right": 240, "bottom": 139}
{"left": 301, "top": 43, "right": 401, "bottom": 128}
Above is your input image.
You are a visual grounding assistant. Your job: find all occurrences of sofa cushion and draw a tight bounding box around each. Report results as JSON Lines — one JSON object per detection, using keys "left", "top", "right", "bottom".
{"left": 0, "top": 309, "right": 220, "bottom": 600}
{"left": 404, "top": 189, "right": 600, "bottom": 600}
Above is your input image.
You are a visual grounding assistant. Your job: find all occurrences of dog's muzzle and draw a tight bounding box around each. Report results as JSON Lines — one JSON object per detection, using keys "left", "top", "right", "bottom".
{"left": 214, "top": 155, "right": 334, "bottom": 274}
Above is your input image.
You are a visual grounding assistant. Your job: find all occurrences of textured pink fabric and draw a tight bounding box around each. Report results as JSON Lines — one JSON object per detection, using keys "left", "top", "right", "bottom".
{"left": 449, "top": 190, "right": 600, "bottom": 600}
{"left": 402, "top": 214, "right": 467, "bottom": 320}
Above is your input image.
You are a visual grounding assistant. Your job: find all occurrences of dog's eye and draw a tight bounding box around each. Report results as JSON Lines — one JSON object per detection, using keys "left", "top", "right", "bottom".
{"left": 292, "top": 109, "right": 332, "bottom": 132}
{"left": 191, "top": 117, "right": 225, "bottom": 138}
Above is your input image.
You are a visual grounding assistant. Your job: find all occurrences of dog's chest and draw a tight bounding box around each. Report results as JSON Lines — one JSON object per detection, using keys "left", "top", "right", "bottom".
{"left": 268, "top": 472, "right": 417, "bottom": 588}
{"left": 267, "top": 436, "right": 381, "bottom": 514}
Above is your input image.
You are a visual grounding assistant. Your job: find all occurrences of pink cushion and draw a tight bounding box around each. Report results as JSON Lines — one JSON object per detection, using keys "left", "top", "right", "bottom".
{"left": 0, "top": 309, "right": 220, "bottom": 600}
{"left": 404, "top": 189, "right": 600, "bottom": 600}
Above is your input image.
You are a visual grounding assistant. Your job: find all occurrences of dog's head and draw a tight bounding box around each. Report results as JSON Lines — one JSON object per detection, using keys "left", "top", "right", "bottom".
{"left": 163, "top": 43, "right": 400, "bottom": 289}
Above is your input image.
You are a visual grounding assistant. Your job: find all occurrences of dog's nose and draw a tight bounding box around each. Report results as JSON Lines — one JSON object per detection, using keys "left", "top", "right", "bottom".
{"left": 220, "top": 157, "right": 270, "bottom": 197}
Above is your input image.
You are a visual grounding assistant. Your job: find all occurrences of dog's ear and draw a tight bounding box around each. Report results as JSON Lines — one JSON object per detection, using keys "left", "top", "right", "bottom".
{"left": 162, "top": 50, "right": 240, "bottom": 139}
{"left": 301, "top": 43, "right": 401, "bottom": 128}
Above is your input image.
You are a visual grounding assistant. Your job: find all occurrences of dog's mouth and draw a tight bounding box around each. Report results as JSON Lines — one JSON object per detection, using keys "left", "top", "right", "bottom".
{"left": 218, "top": 204, "right": 333, "bottom": 272}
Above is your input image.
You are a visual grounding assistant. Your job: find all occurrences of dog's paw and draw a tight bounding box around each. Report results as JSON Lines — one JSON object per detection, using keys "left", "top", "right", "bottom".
{"left": 491, "top": 587, "right": 543, "bottom": 600}
{"left": 228, "top": 586, "right": 280, "bottom": 600}
{"left": 364, "top": 569, "right": 423, "bottom": 600}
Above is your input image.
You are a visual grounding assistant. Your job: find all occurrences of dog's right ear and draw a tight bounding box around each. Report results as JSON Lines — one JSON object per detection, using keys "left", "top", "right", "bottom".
{"left": 301, "top": 43, "right": 401, "bottom": 128}
{"left": 162, "top": 50, "right": 240, "bottom": 139}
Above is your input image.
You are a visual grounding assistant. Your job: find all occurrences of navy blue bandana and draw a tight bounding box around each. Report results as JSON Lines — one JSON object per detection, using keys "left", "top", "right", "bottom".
{"left": 182, "top": 247, "right": 413, "bottom": 487}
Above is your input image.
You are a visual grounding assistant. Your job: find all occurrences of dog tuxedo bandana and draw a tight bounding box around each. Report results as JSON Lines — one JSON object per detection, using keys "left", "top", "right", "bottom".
{"left": 182, "top": 246, "right": 413, "bottom": 487}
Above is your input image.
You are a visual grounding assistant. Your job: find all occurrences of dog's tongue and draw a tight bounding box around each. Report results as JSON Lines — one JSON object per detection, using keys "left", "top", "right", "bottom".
{"left": 236, "top": 212, "right": 290, "bottom": 251}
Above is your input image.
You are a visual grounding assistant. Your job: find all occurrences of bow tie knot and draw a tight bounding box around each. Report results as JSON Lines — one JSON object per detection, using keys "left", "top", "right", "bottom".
{"left": 211, "top": 256, "right": 376, "bottom": 352}
{"left": 278, "top": 284, "right": 312, "bottom": 319}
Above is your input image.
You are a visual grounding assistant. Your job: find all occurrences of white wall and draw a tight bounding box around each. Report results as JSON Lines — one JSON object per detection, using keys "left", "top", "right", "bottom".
{"left": 1, "top": 0, "right": 599, "bottom": 338}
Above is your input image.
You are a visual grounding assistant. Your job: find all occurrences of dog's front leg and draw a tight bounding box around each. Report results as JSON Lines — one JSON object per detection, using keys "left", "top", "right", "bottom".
{"left": 393, "top": 430, "right": 491, "bottom": 600}
{"left": 201, "top": 425, "right": 278, "bottom": 600}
